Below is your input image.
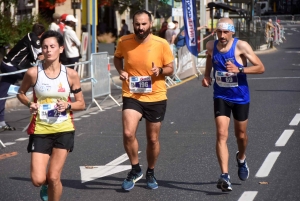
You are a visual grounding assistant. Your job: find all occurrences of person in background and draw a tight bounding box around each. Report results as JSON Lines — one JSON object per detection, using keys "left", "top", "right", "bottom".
{"left": 158, "top": 21, "right": 168, "bottom": 38}
{"left": 165, "top": 21, "right": 176, "bottom": 44}
{"left": 114, "top": 9, "right": 174, "bottom": 191}
{"left": 49, "top": 13, "right": 61, "bottom": 33}
{"left": 119, "top": 19, "right": 129, "bottom": 37}
{"left": 17, "top": 30, "right": 85, "bottom": 201}
{"left": 202, "top": 17, "right": 265, "bottom": 192}
{"left": 0, "top": 23, "right": 45, "bottom": 131}
{"left": 63, "top": 15, "right": 81, "bottom": 69}
{"left": 173, "top": 20, "right": 180, "bottom": 36}
{"left": 59, "top": 13, "right": 68, "bottom": 35}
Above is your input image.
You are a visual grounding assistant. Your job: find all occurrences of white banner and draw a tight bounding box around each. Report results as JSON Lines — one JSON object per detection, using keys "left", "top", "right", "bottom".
{"left": 176, "top": 45, "right": 197, "bottom": 80}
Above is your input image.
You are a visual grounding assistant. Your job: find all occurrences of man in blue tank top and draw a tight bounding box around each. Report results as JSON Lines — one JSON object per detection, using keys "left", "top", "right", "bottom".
{"left": 202, "top": 18, "right": 265, "bottom": 192}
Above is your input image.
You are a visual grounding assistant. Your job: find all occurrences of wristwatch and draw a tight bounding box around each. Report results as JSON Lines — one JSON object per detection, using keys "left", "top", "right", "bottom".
{"left": 159, "top": 68, "right": 163, "bottom": 75}
{"left": 66, "top": 103, "right": 72, "bottom": 111}
{"left": 238, "top": 67, "right": 244, "bottom": 74}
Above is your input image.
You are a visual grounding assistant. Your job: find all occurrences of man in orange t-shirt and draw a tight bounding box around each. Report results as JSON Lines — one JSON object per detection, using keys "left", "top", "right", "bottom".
{"left": 114, "top": 9, "right": 174, "bottom": 191}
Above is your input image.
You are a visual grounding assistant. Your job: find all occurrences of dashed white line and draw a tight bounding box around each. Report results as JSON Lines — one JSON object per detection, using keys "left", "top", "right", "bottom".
{"left": 73, "top": 118, "right": 81, "bottom": 121}
{"left": 4, "top": 142, "right": 16, "bottom": 146}
{"left": 289, "top": 113, "right": 300, "bottom": 126}
{"left": 15, "top": 137, "right": 29, "bottom": 141}
{"left": 238, "top": 191, "right": 258, "bottom": 201}
{"left": 255, "top": 152, "right": 281, "bottom": 177}
{"left": 275, "top": 129, "right": 294, "bottom": 146}
{"left": 81, "top": 115, "right": 91, "bottom": 118}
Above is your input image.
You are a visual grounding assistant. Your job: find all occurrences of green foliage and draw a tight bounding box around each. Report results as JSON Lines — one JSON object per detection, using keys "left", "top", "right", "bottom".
{"left": 0, "top": 12, "right": 49, "bottom": 49}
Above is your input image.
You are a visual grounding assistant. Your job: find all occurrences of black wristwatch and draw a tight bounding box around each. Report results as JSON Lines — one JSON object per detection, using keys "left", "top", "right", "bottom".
{"left": 238, "top": 67, "right": 244, "bottom": 74}
{"left": 159, "top": 68, "right": 163, "bottom": 75}
{"left": 66, "top": 103, "right": 72, "bottom": 111}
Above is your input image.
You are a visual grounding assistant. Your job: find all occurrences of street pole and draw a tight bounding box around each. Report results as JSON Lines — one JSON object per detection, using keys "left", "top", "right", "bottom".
{"left": 87, "top": 0, "right": 91, "bottom": 60}
{"left": 145, "top": 0, "right": 148, "bottom": 10}
{"left": 92, "top": 0, "right": 96, "bottom": 53}
{"left": 200, "top": 0, "right": 206, "bottom": 52}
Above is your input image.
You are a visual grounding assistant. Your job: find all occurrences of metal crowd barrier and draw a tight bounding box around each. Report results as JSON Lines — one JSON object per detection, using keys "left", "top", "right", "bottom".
{"left": 0, "top": 52, "right": 121, "bottom": 112}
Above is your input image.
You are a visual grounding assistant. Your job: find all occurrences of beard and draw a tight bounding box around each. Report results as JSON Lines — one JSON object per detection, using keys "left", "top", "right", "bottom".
{"left": 134, "top": 26, "right": 151, "bottom": 40}
{"left": 218, "top": 37, "right": 229, "bottom": 46}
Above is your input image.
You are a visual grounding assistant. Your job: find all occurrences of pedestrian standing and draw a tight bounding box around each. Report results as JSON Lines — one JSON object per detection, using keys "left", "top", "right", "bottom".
{"left": 165, "top": 21, "right": 176, "bottom": 44}
{"left": 202, "top": 18, "right": 265, "bottom": 192}
{"left": 16, "top": 30, "right": 85, "bottom": 201}
{"left": 63, "top": 15, "right": 81, "bottom": 69}
{"left": 119, "top": 19, "right": 129, "bottom": 37}
{"left": 0, "top": 23, "right": 45, "bottom": 130}
{"left": 114, "top": 9, "right": 174, "bottom": 191}
{"left": 49, "top": 13, "right": 61, "bottom": 33}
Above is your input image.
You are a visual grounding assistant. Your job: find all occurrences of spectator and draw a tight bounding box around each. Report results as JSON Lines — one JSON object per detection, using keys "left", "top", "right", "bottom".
{"left": 265, "top": 19, "right": 275, "bottom": 43}
{"left": 165, "top": 22, "right": 176, "bottom": 44}
{"left": 173, "top": 20, "right": 180, "bottom": 36}
{"left": 158, "top": 21, "right": 168, "bottom": 38}
{"left": 119, "top": 19, "right": 129, "bottom": 37}
{"left": 63, "top": 15, "right": 81, "bottom": 69}
{"left": 49, "top": 13, "right": 61, "bottom": 33}
{"left": 0, "top": 23, "right": 45, "bottom": 130}
{"left": 59, "top": 13, "right": 68, "bottom": 34}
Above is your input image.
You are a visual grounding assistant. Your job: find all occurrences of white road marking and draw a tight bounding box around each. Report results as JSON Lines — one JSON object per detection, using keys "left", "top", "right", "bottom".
{"left": 73, "top": 118, "right": 81, "bottom": 121}
{"left": 248, "top": 77, "right": 300, "bottom": 80}
{"left": 289, "top": 113, "right": 300, "bottom": 126}
{"left": 3, "top": 142, "right": 16, "bottom": 146}
{"left": 285, "top": 51, "right": 300, "bottom": 53}
{"left": 255, "top": 152, "right": 281, "bottom": 177}
{"left": 292, "top": 64, "right": 300, "bottom": 66}
{"left": 238, "top": 191, "right": 258, "bottom": 201}
{"left": 80, "top": 151, "right": 141, "bottom": 183}
{"left": 105, "top": 107, "right": 112, "bottom": 109}
{"left": 15, "top": 137, "right": 28, "bottom": 141}
{"left": 89, "top": 112, "right": 99, "bottom": 114}
{"left": 275, "top": 129, "right": 294, "bottom": 146}
{"left": 81, "top": 115, "right": 91, "bottom": 118}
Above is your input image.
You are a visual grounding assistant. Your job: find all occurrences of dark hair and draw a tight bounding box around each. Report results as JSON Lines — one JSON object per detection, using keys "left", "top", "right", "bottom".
{"left": 133, "top": 10, "right": 152, "bottom": 22}
{"left": 173, "top": 21, "right": 178, "bottom": 24}
{"left": 32, "top": 23, "right": 45, "bottom": 36}
{"left": 40, "top": 30, "right": 64, "bottom": 47}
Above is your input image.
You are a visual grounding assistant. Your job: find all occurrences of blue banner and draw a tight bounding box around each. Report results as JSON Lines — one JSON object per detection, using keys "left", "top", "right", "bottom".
{"left": 182, "top": 0, "right": 198, "bottom": 56}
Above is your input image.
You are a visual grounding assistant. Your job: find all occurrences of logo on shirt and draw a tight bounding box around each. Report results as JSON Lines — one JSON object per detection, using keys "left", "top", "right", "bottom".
{"left": 36, "top": 40, "right": 40, "bottom": 46}
{"left": 57, "top": 82, "right": 66, "bottom": 92}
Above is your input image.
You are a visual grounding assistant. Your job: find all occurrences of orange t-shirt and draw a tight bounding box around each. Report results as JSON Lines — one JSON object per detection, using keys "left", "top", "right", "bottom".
{"left": 114, "top": 34, "right": 174, "bottom": 102}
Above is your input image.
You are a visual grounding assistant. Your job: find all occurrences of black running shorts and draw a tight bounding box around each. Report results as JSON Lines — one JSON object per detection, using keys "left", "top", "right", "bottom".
{"left": 122, "top": 97, "right": 167, "bottom": 122}
{"left": 27, "top": 131, "right": 75, "bottom": 155}
{"left": 214, "top": 98, "right": 249, "bottom": 121}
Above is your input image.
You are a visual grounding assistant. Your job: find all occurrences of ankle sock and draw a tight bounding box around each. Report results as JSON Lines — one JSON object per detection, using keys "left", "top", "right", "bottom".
{"left": 146, "top": 168, "right": 154, "bottom": 176}
{"left": 132, "top": 163, "right": 141, "bottom": 173}
{"left": 0, "top": 121, "right": 6, "bottom": 127}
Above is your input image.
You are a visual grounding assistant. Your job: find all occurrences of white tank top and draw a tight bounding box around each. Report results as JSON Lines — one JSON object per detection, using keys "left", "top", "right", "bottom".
{"left": 27, "top": 63, "right": 75, "bottom": 134}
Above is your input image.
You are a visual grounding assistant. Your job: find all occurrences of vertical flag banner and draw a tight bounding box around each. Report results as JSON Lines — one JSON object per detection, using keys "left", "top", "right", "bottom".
{"left": 182, "top": 0, "right": 198, "bottom": 56}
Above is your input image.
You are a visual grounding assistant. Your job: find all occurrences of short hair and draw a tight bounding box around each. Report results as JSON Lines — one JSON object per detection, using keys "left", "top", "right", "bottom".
{"left": 40, "top": 30, "right": 64, "bottom": 47}
{"left": 133, "top": 10, "right": 152, "bottom": 22}
{"left": 173, "top": 20, "right": 178, "bottom": 24}
{"left": 32, "top": 23, "right": 45, "bottom": 36}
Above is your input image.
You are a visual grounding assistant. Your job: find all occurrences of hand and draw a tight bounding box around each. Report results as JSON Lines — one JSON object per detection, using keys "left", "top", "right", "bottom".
{"left": 56, "top": 99, "right": 67, "bottom": 112}
{"left": 225, "top": 61, "right": 238, "bottom": 73}
{"left": 151, "top": 62, "right": 160, "bottom": 77}
{"left": 29, "top": 102, "right": 39, "bottom": 115}
{"left": 38, "top": 54, "right": 44, "bottom": 60}
{"left": 119, "top": 70, "right": 128, "bottom": 81}
{"left": 202, "top": 77, "right": 212, "bottom": 87}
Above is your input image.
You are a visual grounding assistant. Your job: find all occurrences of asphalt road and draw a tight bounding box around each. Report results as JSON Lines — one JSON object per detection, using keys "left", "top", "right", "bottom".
{"left": 0, "top": 23, "right": 300, "bottom": 201}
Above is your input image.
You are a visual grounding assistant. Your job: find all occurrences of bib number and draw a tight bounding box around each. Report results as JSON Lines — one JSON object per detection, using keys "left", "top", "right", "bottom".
{"left": 39, "top": 103, "right": 68, "bottom": 123}
{"left": 129, "top": 76, "right": 152, "bottom": 93}
{"left": 215, "top": 71, "right": 238, "bottom": 87}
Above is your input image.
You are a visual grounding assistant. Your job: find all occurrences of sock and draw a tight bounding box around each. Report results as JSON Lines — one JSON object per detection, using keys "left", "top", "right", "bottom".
{"left": 146, "top": 168, "right": 154, "bottom": 176}
{"left": 238, "top": 158, "right": 245, "bottom": 163}
{"left": 0, "top": 121, "right": 6, "bottom": 127}
{"left": 132, "top": 163, "right": 141, "bottom": 173}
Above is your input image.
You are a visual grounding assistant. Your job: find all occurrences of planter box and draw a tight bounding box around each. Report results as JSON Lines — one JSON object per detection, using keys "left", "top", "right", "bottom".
{"left": 98, "top": 43, "right": 115, "bottom": 55}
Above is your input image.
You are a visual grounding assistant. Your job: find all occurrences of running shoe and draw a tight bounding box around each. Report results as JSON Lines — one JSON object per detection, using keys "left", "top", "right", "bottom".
{"left": 121, "top": 169, "right": 143, "bottom": 191}
{"left": 146, "top": 174, "right": 158, "bottom": 189}
{"left": 236, "top": 151, "right": 249, "bottom": 181}
{"left": 217, "top": 174, "right": 232, "bottom": 192}
{"left": 0, "top": 123, "right": 16, "bottom": 131}
{"left": 40, "top": 184, "right": 48, "bottom": 201}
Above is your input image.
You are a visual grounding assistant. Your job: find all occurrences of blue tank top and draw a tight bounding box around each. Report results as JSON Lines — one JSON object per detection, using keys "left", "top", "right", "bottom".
{"left": 212, "top": 38, "right": 249, "bottom": 104}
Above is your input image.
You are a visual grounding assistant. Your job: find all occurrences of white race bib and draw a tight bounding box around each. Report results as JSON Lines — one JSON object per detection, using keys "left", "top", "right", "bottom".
{"left": 39, "top": 103, "right": 68, "bottom": 124}
{"left": 215, "top": 71, "right": 238, "bottom": 87}
{"left": 129, "top": 76, "right": 152, "bottom": 93}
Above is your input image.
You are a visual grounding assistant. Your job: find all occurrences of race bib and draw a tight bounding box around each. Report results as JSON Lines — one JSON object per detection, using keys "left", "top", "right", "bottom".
{"left": 39, "top": 103, "right": 68, "bottom": 123}
{"left": 129, "top": 76, "right": 152, "bottom": 93}
{"left": 215, "top": 71, "right": 238, "bottom": 87}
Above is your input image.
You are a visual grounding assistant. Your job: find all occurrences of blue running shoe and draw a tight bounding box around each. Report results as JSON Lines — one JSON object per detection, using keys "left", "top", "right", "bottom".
{"left": 236, "top": 151, "right": 249, "bottom": 181}
{"left": 40, "top": 185, "right": 48, "bottom": 201}
{"left": 122, "top": 170, "right": 143, "bottom": 191}
{"left": 217, "top": 174, "right": 232, "bottom": 192}
{"left": 146, "top": 174, "right": 158, "bottom": 189}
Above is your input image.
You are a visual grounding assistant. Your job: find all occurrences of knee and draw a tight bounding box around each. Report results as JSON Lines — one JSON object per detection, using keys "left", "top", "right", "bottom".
{"left": 217, "top": 130, "right": 228, "bottom": 141}
{"left": 123, "top": 130, "right": 135, "bottom": 142}
{"left": 147, "top": 136, "right": 159, "bottom": 146}
{"left": 31, "top": 176, "right": 46, "bottom": 187}
{"left": 47, "top": 173, "right": 61, "bottom": 186}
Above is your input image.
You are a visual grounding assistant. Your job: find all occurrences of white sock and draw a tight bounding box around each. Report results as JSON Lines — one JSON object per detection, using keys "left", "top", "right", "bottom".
{"left": 238, "top": 157, "right": 245, "bottom": 164}
{"left": 0, "top": 121, "right": 6, "bottom": 127}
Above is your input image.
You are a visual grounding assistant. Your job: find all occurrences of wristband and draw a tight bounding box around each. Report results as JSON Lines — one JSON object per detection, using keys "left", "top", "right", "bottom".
{"left": 159, "top": 68, "right": 163, "bottom": 75}
{"left": 27, "top": 101, "right": 31, "bottom": 108}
